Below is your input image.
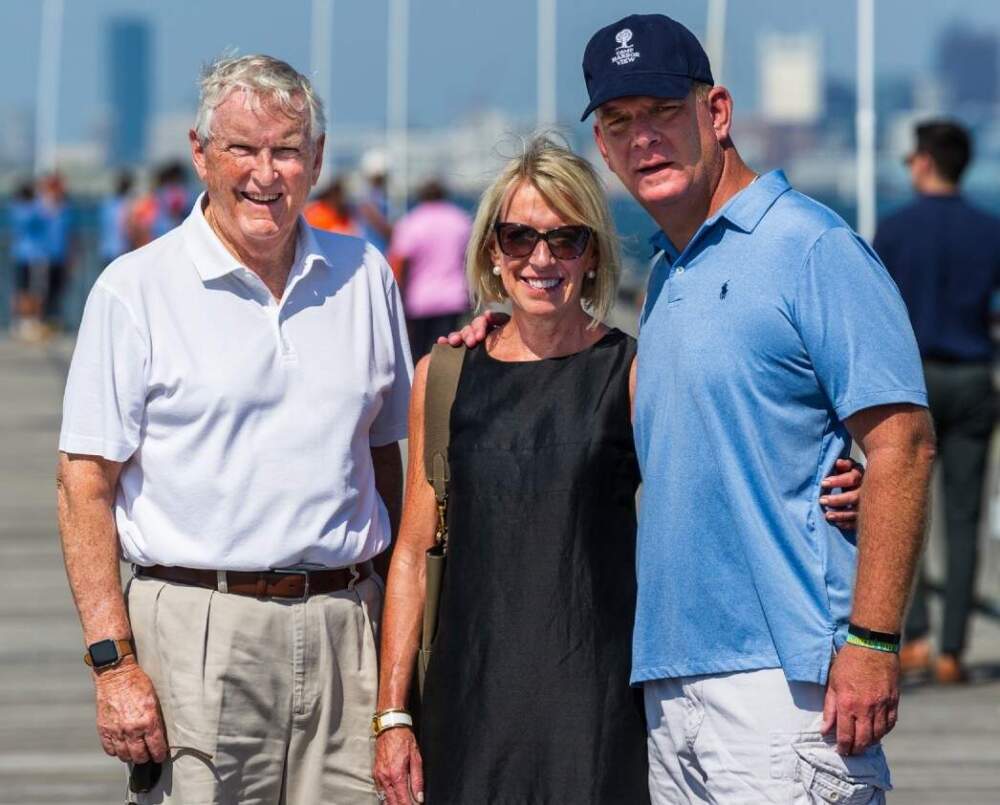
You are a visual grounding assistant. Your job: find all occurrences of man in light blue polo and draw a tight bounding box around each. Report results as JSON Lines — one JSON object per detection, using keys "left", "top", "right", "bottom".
{"left": 581, "top": 14, "right": 935, "bottom": 803}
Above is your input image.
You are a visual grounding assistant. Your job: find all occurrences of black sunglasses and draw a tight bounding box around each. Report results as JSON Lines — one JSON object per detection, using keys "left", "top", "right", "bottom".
{"left": 493, "top": 222, "right": 592, "bottom": 260}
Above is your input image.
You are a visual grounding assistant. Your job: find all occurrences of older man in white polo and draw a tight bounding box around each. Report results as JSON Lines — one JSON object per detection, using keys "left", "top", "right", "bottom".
{"left": 57, "top": 55, "right": 411, "bottom": 803}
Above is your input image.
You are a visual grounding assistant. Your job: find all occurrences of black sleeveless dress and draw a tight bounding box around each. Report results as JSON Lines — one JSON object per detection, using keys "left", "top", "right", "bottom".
{"left": 421, "top": 329, "right": 649, "bottom": 805}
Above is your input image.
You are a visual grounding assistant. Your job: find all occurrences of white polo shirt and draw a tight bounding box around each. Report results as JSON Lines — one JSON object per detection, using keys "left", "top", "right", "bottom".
{"left": 60, "top": 195, "right": 413, "bottom": 570}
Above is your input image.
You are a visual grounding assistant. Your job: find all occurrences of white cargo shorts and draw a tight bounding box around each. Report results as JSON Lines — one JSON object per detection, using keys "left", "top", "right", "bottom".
{"left": 645, "top": 667, "right": 891, "bottom": 804}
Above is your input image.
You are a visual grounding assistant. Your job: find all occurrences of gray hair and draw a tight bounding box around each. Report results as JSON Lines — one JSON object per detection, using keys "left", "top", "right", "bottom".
{"left": 194, "top": 54, "right": 326, "bottom": 144}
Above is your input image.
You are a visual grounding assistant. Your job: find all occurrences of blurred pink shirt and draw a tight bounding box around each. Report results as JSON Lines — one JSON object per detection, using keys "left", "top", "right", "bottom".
{"left": 389, "top": 200, "right": 472, "bottom": 318}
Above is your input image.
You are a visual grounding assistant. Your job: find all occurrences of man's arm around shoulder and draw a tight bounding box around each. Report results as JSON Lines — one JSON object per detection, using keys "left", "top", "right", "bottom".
{"left": 823, "top": 403, "right": 935, "bottom": 756}
{"left": 57, "top": 452, "right": 167, "bottom": 764}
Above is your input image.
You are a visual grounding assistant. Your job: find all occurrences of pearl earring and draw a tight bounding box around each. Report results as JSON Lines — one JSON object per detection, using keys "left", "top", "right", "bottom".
{"left": 586, "top": 270, "right": 597, "bottom": 279}
{"left": 492, "top": 265, "right": 502, "bottom": 276}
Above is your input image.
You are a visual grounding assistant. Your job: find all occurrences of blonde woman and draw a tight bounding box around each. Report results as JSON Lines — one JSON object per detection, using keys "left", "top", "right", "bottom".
{"left": 372, "top": 136, "right": 862, "bottom": 805}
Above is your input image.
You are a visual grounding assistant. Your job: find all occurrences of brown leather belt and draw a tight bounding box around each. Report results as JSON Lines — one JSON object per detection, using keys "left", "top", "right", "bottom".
{"left": 136, "top": 562, "right": 372, "bottom": 600}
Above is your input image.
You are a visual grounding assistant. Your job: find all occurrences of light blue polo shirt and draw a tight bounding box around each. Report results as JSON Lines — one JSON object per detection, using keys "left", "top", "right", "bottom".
{"left": 633, "top": 170, "right": 927, "bottom": 686}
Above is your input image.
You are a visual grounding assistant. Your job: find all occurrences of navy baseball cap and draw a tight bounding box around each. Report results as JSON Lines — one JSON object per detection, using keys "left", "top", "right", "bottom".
{"left": 581, "top": 14, "right": 714, "bottom": 121}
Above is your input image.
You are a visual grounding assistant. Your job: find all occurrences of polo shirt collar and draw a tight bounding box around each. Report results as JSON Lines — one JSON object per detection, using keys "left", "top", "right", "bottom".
{"left": 182, "top": 192, "right": 329, "bottom": 283}
{"left": 647, "top": 170, "right": 792, "bottom": 260}
{"left": 707, "top": 169, "right": 791, "bottom": 233}
{"left": 649, "top": 229, "right": 677, "bottom": 261}
{"left": 285, "top": 222, "right": 331, "bottom": 292}
{"left": 292, "top": 219, "right": 331, "bottom": 278}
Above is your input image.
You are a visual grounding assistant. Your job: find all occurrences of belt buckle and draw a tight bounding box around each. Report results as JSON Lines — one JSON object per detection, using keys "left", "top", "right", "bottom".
{"left": 270, "top": 567, "right": 311, "bottom": 601}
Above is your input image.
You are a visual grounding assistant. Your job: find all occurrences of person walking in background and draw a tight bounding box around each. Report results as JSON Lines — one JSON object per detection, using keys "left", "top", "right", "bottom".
{"left": 874, "top": 120, "right": 1000, "bottom": 685}
{"left": 305, "top": 176, "right": 359, "bottom": 235}
{"left": 37, "top": 173, "right": 73, "bottom": 329}
{"left": 128, "top": 161, "right": 191, "bottom": 249}
{"left": 98, "top": 171, "right": 135, "bottom": 266}
{"left": 357, "top": 149, "right": 393, "bottom": 254}
{"left": 8, "top": 180, "right": 48, "bottom": 341}
{"left": 388, "top": 179, "right": 471, "bottom": 360}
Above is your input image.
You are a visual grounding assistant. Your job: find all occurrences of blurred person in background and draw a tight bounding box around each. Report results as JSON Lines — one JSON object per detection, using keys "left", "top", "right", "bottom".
{"left": 874, "top": 120, "right": 1000, "bottom": 685}
{"left": 305, "top": 175, "right": 359, "bottom": 234}
{"left": 9, "top": 180, "right": 48, "bottom": 341}
{"left": 57, "top": 53, "right": 410, "bottom": 804}
{"left": 357, "top": 149, "right": 393, "bottom": 254}
{"left": 38, "top": 172, "right": 73, "bottom": 329}
{"left": 128, "top": 161, "right": 191, "bottom": 249}
{"left": 98, "top": 171, "right": 135, "bottom": 266}
{"left": 388, "top": 178, "right": 471, "bottom": 360}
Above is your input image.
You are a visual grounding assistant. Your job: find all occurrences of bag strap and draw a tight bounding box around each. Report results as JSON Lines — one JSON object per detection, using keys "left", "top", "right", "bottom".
{"left": 423, "top": 343, "right": 465, "bottom": 545}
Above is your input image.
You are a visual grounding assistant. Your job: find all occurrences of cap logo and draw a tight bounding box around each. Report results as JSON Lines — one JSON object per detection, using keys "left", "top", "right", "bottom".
{"left": 612, "top": 28, "right": 639, "bottom": 66}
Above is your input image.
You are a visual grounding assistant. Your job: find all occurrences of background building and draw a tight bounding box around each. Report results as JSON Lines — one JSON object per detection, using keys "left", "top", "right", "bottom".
{"left": 106, "top": 17, "right": 151, "bottom": 166}
{"left": 758, "top": 31, "right": 824, "bottom": 125}
{"left": 937, "top": 23, "right": 999, "bottom": 113}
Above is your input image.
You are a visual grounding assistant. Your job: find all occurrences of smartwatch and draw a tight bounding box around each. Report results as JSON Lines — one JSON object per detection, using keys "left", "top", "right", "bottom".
{"left": 84, "top": 638, "right": 134, "bottom": 670}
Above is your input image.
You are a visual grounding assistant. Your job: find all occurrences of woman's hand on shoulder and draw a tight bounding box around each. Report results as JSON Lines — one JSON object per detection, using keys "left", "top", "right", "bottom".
{"left": 821, "top": 458, "right": 865, "bottom": 531}
{"left": 374, "top": 727, "right": 424, "bottom": 804}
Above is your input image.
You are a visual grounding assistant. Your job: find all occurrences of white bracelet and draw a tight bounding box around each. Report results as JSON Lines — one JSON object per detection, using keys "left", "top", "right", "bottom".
{"left": 371, "top": 709, "right": 414, "bottom": 737}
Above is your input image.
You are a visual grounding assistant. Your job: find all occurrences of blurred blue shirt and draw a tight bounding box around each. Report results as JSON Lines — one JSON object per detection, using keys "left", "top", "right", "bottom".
{"left": 874, "top": 194, "right": 1000, "bottom": 363}
{"left": 10, "top": 199, "right": 47, "bottom": 264}
{"left": 359, "top": 187, "right": 389, "bottom": 254}
{"left": 40, "top": 201, "right": 73, "bottom": 263}
{"left": 99, "top": 195, "right": 131, "bottom": 263}
{"left": 633, "top": 171, "right": 927, "bottom": 686}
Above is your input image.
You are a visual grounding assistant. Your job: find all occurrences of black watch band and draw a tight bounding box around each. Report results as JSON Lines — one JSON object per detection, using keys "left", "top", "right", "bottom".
{"left": 846, "top": 623, "right": 901, "bottom": 653}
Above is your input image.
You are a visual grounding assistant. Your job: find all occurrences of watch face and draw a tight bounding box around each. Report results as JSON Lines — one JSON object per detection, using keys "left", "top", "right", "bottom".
{"left": 89, "top": 639, "right": 120, "bottom": 667}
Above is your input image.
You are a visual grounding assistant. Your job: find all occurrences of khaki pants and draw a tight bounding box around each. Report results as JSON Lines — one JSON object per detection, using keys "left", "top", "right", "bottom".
{"left": 125, "top": 572, "right": 383, "bottom": 804}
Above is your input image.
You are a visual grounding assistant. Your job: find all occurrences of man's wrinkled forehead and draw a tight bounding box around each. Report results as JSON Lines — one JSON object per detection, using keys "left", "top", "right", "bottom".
{"left": 596, "top": 94, "right": 687, "bottom": 119}
{"left": 212, "top": 90, "right": 310, "bottom": 141}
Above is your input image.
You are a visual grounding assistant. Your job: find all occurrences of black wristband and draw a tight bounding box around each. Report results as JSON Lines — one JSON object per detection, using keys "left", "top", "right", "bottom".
{"left": 847, "top": 623, "right": 900, "bottom": 647}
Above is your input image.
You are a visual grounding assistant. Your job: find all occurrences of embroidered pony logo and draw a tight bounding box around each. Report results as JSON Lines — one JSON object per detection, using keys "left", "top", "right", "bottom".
{"left": 719, "top": 281, "right": 729, "bottom": 300}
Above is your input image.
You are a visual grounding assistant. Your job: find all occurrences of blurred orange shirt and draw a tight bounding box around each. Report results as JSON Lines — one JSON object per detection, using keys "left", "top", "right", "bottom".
{"left": 305, "top": 200, "right": 358, "bottom": 235}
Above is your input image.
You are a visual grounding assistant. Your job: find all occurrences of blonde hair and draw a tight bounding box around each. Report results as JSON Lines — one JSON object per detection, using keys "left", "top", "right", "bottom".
{"left": 466, "top": 134, "right": 621, "bottom": 325}
{"left": 194, "top": 54, "right": 325, "bottom": 145}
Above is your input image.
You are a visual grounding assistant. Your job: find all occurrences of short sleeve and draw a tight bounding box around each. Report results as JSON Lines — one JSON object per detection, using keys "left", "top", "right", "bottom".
{"left": 369, "top": 258, "right": 414, "bottom": 446}
{"left": 795, "top": 227, "right": 927, "bottom": 421}
{"left": 59, "top": 283, "right": 149, "bottom": 461}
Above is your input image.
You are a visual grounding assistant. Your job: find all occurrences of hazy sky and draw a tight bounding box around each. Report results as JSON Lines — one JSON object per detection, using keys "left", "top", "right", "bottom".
{"left": 3, "top": 0, "right": 999, "bottom": 144}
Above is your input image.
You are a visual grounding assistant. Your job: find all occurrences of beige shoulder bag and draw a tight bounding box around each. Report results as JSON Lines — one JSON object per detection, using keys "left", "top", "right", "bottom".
{"left": 418, "top": 342, "right": 465, "bottom": 695}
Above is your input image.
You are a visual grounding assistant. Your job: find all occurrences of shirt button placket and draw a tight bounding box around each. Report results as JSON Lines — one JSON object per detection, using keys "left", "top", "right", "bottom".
{"left": 274, "top": 303, "right": 297, "bottom": 362}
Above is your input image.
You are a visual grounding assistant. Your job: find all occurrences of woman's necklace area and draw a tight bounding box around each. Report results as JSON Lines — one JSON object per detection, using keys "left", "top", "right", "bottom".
{"left": 487, "top": 316, "right": 600, "bottom": 361}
